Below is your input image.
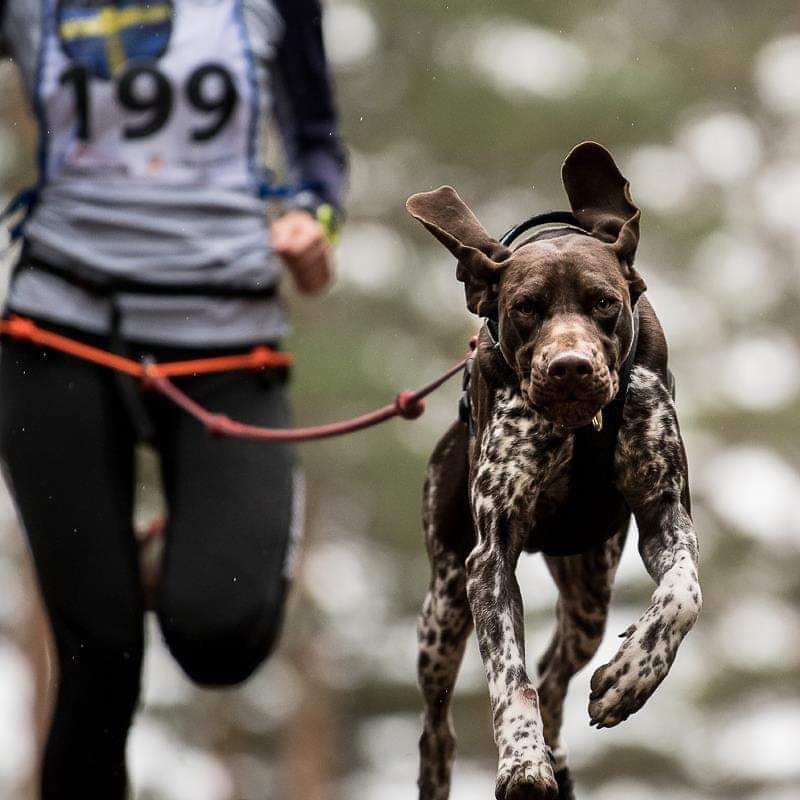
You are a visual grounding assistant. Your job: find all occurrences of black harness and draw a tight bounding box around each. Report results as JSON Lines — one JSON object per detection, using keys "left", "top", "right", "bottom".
{"left": 459, "top": 211, "right": 642, "bottom": 557}
{"left": 9, "top": 247, "right": 281, "bottom": 442}
{"left": 15, "top": 252, "right": 279, "bottom": 300}
{"left": 499, "top": 210, "right": 587, "bottom": 244}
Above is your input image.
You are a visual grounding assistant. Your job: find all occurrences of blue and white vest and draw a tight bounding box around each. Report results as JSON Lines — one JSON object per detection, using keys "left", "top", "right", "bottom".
{"left": 0, "top": 0, "right": 337, "bottom": 346}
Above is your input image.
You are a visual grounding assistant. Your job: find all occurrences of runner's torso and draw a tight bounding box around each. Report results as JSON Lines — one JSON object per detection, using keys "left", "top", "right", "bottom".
{"left": 1, "top": 0, "right": 342, "bottom": 346}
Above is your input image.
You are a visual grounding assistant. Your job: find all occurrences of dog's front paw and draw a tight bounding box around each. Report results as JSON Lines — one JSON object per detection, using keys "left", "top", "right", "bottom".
{"left": 587, "top": 652, "right": 662, "bottom": 729}
{"left": 586, "top": 619, "right": 670, "bottom": 728}
{"left": 496, "top": 760, "right": 558, "bottom": 800}
{"left": 588, "top": 591, "right": 699, "bottom": 728}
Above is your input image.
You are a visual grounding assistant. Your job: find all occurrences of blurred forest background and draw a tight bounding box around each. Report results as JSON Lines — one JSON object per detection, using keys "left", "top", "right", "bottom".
{"left": 2, "top": 1, "right": 800, "bottom": 798}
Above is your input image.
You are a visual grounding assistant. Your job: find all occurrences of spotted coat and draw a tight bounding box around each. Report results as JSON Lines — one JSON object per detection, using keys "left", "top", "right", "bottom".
{"left": 416, "top": 366, "right": 700, "bottom": 800}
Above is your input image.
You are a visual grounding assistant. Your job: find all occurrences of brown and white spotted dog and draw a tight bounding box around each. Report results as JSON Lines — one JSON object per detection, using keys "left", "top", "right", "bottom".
{"left": 407, "top": 142, "right": 701, "bottom": 800}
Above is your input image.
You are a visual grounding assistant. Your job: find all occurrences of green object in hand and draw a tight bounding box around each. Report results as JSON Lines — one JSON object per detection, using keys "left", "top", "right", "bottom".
{"left": 316, "top": 203, "right": 341, "bottom": 245}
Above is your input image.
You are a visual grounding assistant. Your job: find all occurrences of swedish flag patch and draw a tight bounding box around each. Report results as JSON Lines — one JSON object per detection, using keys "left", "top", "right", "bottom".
{"left": 57, "top": 0, "right": 174, "bottom": 80}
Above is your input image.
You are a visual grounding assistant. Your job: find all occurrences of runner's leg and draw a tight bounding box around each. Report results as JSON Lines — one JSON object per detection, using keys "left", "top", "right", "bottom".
{"left": 0, "top": 332, "right": 143, "bottom": 800}
{"left": 153, "top": 368, "right": 297, "bottom": 685}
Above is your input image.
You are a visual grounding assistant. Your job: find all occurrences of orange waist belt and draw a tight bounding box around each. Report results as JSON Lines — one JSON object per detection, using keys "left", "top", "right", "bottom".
{"left": 0, "top": 314, "right": 294, "bottom": 379}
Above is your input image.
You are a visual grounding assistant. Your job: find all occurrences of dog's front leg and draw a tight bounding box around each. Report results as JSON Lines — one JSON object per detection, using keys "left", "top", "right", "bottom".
{"left": 588, "top": 366, "right": 701, "bottom": 729}
{"left": 466, "top": 508, "right": 557, "bottom": 800}
{"left": 467, "top": 395, "right": 566, "bottom": 800}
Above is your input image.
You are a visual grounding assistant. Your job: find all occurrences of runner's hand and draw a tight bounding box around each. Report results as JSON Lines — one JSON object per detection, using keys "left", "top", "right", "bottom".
{"left": 272, "top": 210, "right": 333, "bottom": 295}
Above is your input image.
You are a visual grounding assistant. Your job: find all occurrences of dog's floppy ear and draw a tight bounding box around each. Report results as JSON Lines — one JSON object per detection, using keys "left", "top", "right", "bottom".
{"left": 407, "top": 186, "right": 511, "bottom": 317}
{"left": 562, "top": 142, "right": 646, "bottom": 304}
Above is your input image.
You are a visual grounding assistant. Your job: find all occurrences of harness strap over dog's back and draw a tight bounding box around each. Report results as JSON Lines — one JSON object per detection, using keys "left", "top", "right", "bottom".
{"left": 499, "top": 210, "right": 585, "bottom": 245}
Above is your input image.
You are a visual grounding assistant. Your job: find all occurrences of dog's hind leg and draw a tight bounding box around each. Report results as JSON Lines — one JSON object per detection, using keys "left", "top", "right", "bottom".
{"left": 536, "top": 527, "right": 628, "bottom": 800}
{"left": 417, "top": 546, "right": 471, "bottom": 800}
{"left": 417, "top": 423, "right": 474, "bottom": 800}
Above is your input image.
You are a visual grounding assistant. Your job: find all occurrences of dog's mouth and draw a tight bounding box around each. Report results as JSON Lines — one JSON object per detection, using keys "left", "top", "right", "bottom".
{"left": 533, "top": 399, "right": 604, "bottom": 429}
{"left": 522, "top": 370, "right": 618, "bottom": 429}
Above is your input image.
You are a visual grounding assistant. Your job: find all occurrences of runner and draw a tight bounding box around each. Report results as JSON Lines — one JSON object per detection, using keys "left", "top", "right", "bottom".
{"left": 0, "top": 2, "right": 347, "bottom": 797}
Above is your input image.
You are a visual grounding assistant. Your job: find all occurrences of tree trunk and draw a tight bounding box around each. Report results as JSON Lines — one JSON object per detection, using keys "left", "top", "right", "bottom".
{"left": 282, "top": 643, "right": 337, "bottom": 800}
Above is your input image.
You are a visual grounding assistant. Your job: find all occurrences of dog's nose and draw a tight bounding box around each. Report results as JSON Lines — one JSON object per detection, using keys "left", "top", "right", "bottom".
{"left": 547, "top": 353, "right": 594, "bottom": 385}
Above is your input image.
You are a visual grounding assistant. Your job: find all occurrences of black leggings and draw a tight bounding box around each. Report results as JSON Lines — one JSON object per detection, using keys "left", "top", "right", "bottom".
{"left": 0, "top": 320, "right": 298, "bottom": 799}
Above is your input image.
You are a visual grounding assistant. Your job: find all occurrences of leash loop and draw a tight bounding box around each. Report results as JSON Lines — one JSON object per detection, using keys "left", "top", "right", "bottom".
{"left": 0, "top": 315, "right": 467, "bottom": 444}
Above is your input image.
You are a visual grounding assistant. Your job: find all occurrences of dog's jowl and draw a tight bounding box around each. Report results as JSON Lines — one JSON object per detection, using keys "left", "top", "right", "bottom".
{"left": 408, "top": 142, "right": 701, "bottom": 800}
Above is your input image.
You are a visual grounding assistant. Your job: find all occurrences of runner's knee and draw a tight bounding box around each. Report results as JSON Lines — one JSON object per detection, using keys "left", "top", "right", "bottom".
{"left": 157, "top": 581, "right": 288, "bottom": 686}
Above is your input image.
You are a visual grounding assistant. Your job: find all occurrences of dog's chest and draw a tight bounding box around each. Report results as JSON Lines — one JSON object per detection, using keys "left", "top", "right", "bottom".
{"left": 473, "top": 389, "right": 573, "bottom": 517}
{"left": 473, "top": 388, "right": 629, "bottom": 555}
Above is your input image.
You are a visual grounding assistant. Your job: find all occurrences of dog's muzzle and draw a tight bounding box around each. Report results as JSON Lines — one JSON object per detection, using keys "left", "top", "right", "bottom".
{"left": 526, "top": 352, "right": 616, "bottom": 428}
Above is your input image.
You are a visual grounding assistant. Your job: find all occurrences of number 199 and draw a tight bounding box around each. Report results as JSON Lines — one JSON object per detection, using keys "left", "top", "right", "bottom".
{"left": 59, "top": 61, "right": 240, "bottom": 142}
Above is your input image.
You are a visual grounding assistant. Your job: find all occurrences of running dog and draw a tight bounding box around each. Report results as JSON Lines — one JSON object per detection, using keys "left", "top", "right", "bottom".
{"left": 407, "top": 142, "right": 701, "bottom": 800}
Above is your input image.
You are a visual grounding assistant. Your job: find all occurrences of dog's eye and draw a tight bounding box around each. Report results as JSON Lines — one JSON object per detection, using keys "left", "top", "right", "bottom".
{"left": 594, "top": 297, "right": 618, "bottom": 312}
{"left": 515, "top": 300, "right": 538, "bottom": 316}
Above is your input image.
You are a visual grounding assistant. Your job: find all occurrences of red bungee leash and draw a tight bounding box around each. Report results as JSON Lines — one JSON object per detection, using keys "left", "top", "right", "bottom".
{"left": 0, "top": 315, "right": 473, "bottom": 443}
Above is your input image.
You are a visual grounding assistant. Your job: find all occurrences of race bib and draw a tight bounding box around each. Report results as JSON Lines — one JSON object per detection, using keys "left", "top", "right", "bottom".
{"left": 39, "top": 0, "right": 261, "bottom": 188}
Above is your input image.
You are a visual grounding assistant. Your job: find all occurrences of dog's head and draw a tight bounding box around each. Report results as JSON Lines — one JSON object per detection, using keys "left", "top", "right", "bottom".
{"left": 407, "top": 142, "right": 645, "bottom": 429}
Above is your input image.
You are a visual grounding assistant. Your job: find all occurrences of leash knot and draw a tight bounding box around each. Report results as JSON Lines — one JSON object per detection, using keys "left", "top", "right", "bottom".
{"left": 395, "top": 390, "right": 425, "bottom": 420}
